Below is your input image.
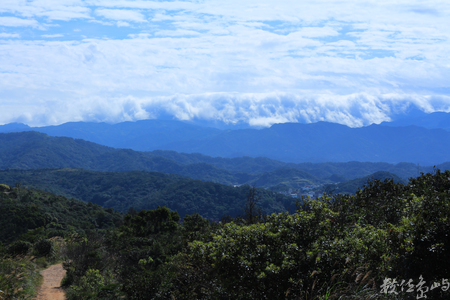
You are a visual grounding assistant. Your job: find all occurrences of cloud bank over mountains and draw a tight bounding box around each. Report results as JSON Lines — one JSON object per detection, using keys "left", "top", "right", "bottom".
{"left": 0, "top": 0, "right": 449, "bottom": 127}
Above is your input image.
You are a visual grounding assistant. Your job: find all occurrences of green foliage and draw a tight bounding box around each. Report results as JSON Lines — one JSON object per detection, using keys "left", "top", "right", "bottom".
{"left": 32, "top": 239, "right": 54, "bottom": 258}
{"left": 0, "top": 186, "right": 122, "bottom": 245}
{"left": 5, "top": 241, "right": 31, "bottom": 256}
{"left": 110, "top": 208, "right": 183, "bottom": 299}
{"left": 63, "top": 233, "right": 111, "bottom": 288}
{"left": 121, "top": 206, "right": 180, "bottom": 237}
{"left": 62, "top": 207, "right": 185, "bottom": 300}
{"left": 161, "top": 171, "right": 450, "bottom": 299}
{"left": 243, "top": 186, "right": 263, "bottom": 224}
{"left": 0, "top": 169, "right": 295, "bottom": 219}
{"left": 4, "top": 169, "right": 447, "bottom": 300}
{"left": 67, "top": 269, "right": 105, "bottom": 300}
{"left": 0, "top": 257, "right": 41, "bottom": 300}
{"left": 0, "top": 184, "right": 10, "bottom": 192}
{"left": 183, "top": 213, "right": 209, "bottom": 233}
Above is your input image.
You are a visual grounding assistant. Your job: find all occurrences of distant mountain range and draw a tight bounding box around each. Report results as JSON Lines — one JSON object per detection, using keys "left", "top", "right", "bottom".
{"left": 3, "top": 114, "right": 450, "bottom": 164}
{"left": 1, "top": 112, "right": 449, "bottom": 219}
{"left": 380, "top": 111, "right": 450, "bottom": 131}
{"left": 164, "top": 122, "right": 450, "bottom": 165}
{"left": 0, "top": 131, "right": 448, "bottom": 186}
{"left": 0, "top": 120, "right": 221, "bottom": 151}
{"left": 1, "top": 130, "right": 449, "bottom": 215}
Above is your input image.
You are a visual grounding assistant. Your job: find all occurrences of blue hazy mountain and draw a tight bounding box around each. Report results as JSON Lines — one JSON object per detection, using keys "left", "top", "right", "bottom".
{"left": 2, "top": 113, "right": 450, "bottom": 165}
{"left": 0, "top": 119, "right": 222, "bottom": 151}
{"left": 0, "top": 122, "right": 31, "bottom": 132}
{"left": 380, "top": 111, "right": 450, "bottom": 131}
{"left": 161, "top": 121, "right": 450, "bottom": 165}
{"left": 0, "top": 131, "right": 448, "bottom": 185}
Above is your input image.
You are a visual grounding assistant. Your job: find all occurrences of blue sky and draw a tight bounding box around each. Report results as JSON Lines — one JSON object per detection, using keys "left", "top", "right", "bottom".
{"left": 1, "top": 0, "right": 449, "bottom": 127}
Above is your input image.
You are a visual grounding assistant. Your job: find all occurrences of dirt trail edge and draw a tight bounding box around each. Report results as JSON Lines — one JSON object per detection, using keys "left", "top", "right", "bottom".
{"left": 35, "top": 263, "right": 67, "bottom": 300}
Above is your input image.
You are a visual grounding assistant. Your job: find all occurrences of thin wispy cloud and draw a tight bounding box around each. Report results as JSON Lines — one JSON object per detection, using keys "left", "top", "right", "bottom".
{"left": 95, "top": 8, "right": 147, "bottom": 22}
{"left": 0, "top": 0, "right": 449, "bottom": 127}
{"left": 0, "top": 33, "right": 20, "bottom": 38}
{"left": 41, "top": 34, "right": 64, "bottom": 38}
{"left": 0, "top": 16, "right": 40, "bottom": 27}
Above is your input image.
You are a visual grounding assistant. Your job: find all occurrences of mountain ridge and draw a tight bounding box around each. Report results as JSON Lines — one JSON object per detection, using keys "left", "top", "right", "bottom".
{"left": 3, "top": 115, "right": 450, "bottom": 164}
{"left": 0, "top": 131, "right": 447, "bottom": 186}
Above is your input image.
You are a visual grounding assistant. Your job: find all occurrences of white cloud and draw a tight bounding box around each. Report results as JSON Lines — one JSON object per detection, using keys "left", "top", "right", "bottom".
{"left": 86, "top": 0, "right": 195, "bottom": 11}
{"left": 155, "top": 29, "right": 200, "bottom": 37}
{"left": 0, "top": 33, "right": 20, "bottom": 38}
{"left": 1, "top": 1, "right": 91, "bottom": 21}
{"left": 2, "top": 91, "right": 450, "bottom": 128}
{"left": 95, "top": 8, "right": 147, "bottom": 22}
{"left": 42, "top": 34, "right": 64, "bottom": 38}
{"left": 37, "top": 9, "right": 92, "bottom": 21}
{"left": 0, "top": 17, "right": 40, "bottom": 27}
{"left": 0, "top": 0, "right": 449, "bottom": 127}
{"left": 116, "top": 21, "right": 130, "bottom": 27}
{"left": 295, "top": 27, "right": 340, "bottom": 38}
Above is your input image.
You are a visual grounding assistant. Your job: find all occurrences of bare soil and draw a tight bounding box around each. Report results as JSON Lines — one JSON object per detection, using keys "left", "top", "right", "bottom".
{"left": 35, "top": 263, "right": 66, "bottom": 300}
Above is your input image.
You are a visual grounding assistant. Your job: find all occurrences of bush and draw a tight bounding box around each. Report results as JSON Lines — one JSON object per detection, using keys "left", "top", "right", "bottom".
{"left": 0, "top": 184, "right": 10, "bottom": 192}
{"left": 0, "top": 257, "right": 41, "bottom": 299}
{"left": 33, "top": 239, "right": 54, "bottom": 257}
{"left": 66, "top": 269, "right": 105, "bottom": 300}
{"left": 5, "top": 240, "right": 31, "bottom": 256}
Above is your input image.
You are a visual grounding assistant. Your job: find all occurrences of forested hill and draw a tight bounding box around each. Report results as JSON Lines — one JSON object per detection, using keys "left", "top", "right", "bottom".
{"left": 0, "top": 131, "right": 251, "bottom": 186}
{"left": 1, "top": 131, "right": 449, "bottom": 190}
{"left": 0, "top": 169, "right": 296, "bottom": 219}
{"left": 0, "top": 132, "right": 324, "bottom": 189}
{"left": 0, "top": 131, "right": 179, "bottom": 172}
{"left": 150, "top": 150, "right": 446, "bottom": 180}
{"left": 324, "top": 171, "right": 408, "bottom": 195}
{"left": 0, "top": 131, "right": 247, "bottom": 182}
{"left": 0, "top": 184, "right": 122, "bottom": 245}
{"left": 4, "top": 170, "right": 450, "bottom": 299}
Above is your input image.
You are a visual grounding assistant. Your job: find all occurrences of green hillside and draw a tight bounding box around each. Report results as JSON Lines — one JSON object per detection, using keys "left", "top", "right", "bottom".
{"left": 0, "top": 184, "right": 122, "bottom": 245}
{"left": 0, "top": 169, "right": 296, "bottom": 219}
{"left": 1, "top": 131, "right": 447, "bottom": 194}
{"left": 151, "top": 150, "right": 441, "bottom": 180}
{"left": 0, "top": 132, "right": 320, "bottom": 189}
{"left": 0, "top": 132, "right": 331, "bottom": 189}
{"left": 247, "top": 168, "right": 322, "bottom": 190}
{"left": 324, "top": 171, "right": 408, "bottom": 194}
{"left": 25, "top": 170, "right": 450, "bottom": 299}
{"left": 4, "top": 169, "right": 450, "bottom": 299}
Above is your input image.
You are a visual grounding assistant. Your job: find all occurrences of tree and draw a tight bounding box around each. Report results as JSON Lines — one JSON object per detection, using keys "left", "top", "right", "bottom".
{"left": 244, "top": 186, "right": 262, "bottom": 224}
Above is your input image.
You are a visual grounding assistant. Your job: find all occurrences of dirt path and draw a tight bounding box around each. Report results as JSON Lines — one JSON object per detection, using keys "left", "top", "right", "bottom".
{"left": 35, "top": 263, "right": 66, "bottom": 300}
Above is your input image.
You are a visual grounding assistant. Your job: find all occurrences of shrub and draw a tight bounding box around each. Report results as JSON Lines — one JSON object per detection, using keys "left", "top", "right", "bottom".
{"left": 0, "top": 257, "right": 41, "bottom": 299}
{"left": 5, "top": 240, "right": 31, "bottom": 256}
{"left": 67, "top": 269, "right": 105, "bottom": 300}
{"left": 33, "top": 239, "right": 54, "bottom": 257}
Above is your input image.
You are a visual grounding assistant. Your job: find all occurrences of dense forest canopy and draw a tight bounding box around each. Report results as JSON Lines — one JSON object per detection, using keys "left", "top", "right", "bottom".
{"left": 2, "top": 170, "right": 450, "bottom": 299}
{"left": 0, "top": 169, "right": 296, "bottom": 219}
